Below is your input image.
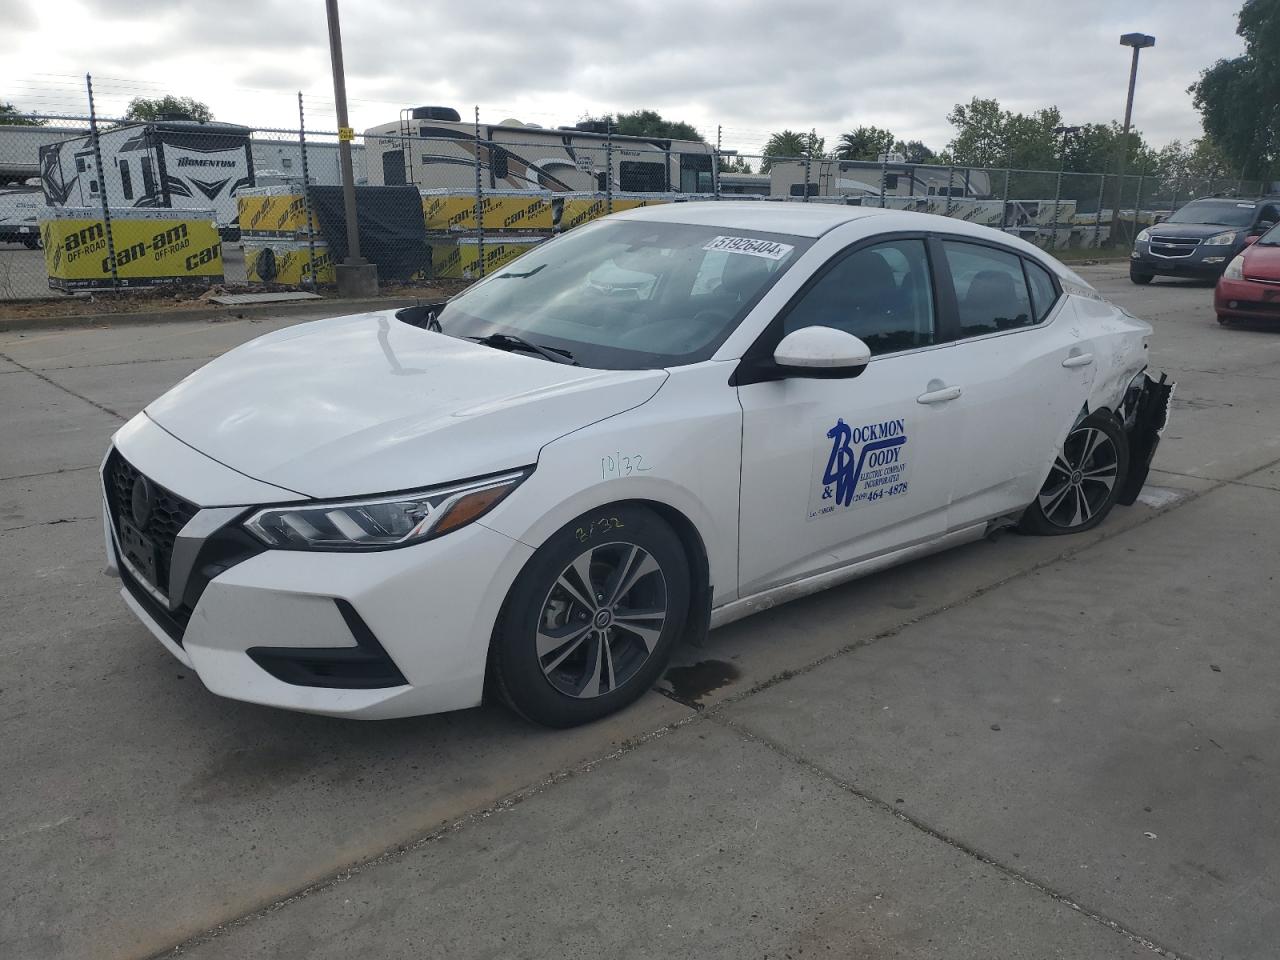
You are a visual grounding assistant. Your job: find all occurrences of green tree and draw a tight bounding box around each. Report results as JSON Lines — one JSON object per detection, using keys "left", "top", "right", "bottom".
{"left": 761, "top": 130, "right": 825, "bottom": 172}
{"left": 1061, "top": 121, "right": 1155, "bottom": 174}
{"left": 0, "top": 101, "right": 44, "bottom": 126}
{"left": 1190, "top": 0, "right": 1280, "bottom": 179}
{"left": 718, "top": 155, "right": 754, "bottom": 174}
{"left": 1154, "top": 138, "right": 1233, "bottom": 186}
{"left": 124, "top": 95, "right": 214, "bottom": 123}
{"left": 894, "top": 139, "right": 936, "bottom": 165}
{"left": 942, "top": 97, "right": 1063, "bottom": 169}
{"left": 584, "top": 109, "right": 704, "bottom": 142}
{"left": 834, "top": 126, "right": 895, "bottom": 161}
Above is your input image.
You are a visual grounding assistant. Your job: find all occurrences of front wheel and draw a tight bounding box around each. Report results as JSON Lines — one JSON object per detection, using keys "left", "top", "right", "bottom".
{"left": 1021, "top": 412, "right": 1130, "bottom": 535}
{"left": 489, "top": 505, "right": 691, "bottom": 727}
{"left": 1129, "top": 266, "right": 1154, "bottom": 285}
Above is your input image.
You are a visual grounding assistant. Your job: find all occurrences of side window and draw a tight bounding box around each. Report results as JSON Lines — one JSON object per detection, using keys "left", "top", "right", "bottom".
{"left": 942, "top": 241, "right": 1033, "bottom": 337}
{"left": 782, "top": 239, "right": 936, "bottom": 355}
{"left": 1023, "top": 259, "right": 1059, "bottom": 322}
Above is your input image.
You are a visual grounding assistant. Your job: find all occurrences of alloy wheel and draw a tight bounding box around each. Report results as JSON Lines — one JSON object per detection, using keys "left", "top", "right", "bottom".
{"left": 536, "top": 542, "right": 668, "bottom": 699}
{"left": 1037, "top": 426, "right": 1120, "bottom": 528}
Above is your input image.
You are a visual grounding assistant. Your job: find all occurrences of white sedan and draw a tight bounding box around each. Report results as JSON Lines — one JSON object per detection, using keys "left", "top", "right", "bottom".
{"left": 101, "top": 203, "right": 1171, "bottom": 726}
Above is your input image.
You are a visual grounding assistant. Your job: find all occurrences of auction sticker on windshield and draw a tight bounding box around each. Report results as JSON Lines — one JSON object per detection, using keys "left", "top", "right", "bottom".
{"left": 702, "top": 236, "right": 795, "bottom": 260}
{"left": 808, "top": 416, "right": 911, "bottom": 520}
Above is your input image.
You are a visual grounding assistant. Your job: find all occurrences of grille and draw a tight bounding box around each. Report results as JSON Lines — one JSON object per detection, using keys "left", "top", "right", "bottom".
{"left": 104, "top": 449, "right": 198, "bottom": 594}
{"left": 1148, "top": 236, "right": 1201, "bottom": 259}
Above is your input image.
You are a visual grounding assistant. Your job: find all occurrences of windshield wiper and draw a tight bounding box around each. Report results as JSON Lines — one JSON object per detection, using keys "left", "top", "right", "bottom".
{"left": 467, "top": 333, "right": 578, "bottom": 365}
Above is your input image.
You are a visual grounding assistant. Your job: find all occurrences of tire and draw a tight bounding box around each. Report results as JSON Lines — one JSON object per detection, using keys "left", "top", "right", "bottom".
{"left": 1021, "top": 412, "right": 1130, "bottom": 536}
{"left": 1129, "top": 267, "right": 1154, "bottom": 285}
{"left": 1217, "top": 315, "right": 1234, "bottom": 327}
{"left": 489, "top": 505, "right": 691, "bottom": 727}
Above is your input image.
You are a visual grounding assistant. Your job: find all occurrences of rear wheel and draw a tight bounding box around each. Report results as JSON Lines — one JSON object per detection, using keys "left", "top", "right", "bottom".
{"left": 1021, "top": 412, "right": 1129, "bottom": 535}
{"left": 490, "top": 505, "right": 690, "bottom": 727}
{"left": 1129, "top": 266, "right": 1154, "bottom": 285}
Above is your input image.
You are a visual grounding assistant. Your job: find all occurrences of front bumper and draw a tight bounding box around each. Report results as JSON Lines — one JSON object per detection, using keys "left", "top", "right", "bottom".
{"left": 104, "top": 416, "right": 535, "bottom": 719}
{"left": 1214, "top": 277, "right": 1280, "bottom": 321}
{"left": 1131, "top": 248, "right": 1233, "bottom": 278}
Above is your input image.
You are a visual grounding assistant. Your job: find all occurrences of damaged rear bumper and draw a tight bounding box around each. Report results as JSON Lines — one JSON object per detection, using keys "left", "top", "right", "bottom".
{"left": 1116, "top": 372, "right": 1175, "bottom": 506}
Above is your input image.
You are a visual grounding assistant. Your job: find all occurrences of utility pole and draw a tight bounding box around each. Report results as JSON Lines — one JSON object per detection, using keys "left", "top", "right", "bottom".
{"left": 325, "top": 0, "right": 378, "bottom": 296}
{"left": 1109, "top": 32, "right": 1155, "bottom": 245}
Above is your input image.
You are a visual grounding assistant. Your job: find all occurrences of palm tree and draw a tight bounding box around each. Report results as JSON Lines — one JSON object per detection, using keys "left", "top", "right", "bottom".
{"left": 834, "top": 127, "right": 896, "bottom": 162}
{"left": 761, "top": 130, "right": 824, "bottom": 172}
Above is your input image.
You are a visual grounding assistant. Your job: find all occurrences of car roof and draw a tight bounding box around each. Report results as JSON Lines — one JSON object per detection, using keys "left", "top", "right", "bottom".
{"left": 612, "top": 201, "right": 1079, "bottom": 278}
{"left": 612, "top": 200, "right": 892, "bottom": 237}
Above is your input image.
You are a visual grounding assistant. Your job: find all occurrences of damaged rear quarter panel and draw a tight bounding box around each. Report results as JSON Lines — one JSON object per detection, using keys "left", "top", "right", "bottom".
{"left": 1072, "top": 294, "right": 1153, "bottom": 416}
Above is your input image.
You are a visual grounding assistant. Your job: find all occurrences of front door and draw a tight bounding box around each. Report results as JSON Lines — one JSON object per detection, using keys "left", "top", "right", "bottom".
{"left": 736, "top": 237, "right": 964, "bottom": 596}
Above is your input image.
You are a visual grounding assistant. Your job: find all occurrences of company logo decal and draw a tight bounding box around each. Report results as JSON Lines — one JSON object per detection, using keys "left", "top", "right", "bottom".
{"left": 176, "top": 157, "right": 237, "bottom": 168}
{"left": 809, "top": 417, "right": 910, "bottom": 520}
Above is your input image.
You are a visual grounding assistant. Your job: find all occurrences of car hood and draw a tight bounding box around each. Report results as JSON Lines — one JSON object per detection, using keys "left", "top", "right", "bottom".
{"left": 1243, "top": 243, "right": 1280, "bottom": 280}
{"left": 146, "top": 311, "right": 667, "bottom": 499}
{"left": 1148, "top": 223, "right": 1241, "bottom": 239}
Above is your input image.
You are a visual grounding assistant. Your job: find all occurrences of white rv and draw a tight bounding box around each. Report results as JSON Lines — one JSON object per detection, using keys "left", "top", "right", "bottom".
{"left": 39, "top": 120, "right": 254, "bottom": 236}
{"left": 364, "top": 107, "right": 716, "bottom": 194}
{"left": 770, "top": 157, "right": 992, "bottom": 200}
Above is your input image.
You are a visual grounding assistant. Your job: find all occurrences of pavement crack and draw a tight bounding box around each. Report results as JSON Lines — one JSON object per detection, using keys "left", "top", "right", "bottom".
{"left": 0, "top": 350, "right": 128, "bottom": 421}
{"left": 1, "top": 515, "right": 95, "bottom": 534}
{"left": 711, "top": 712, "right": 1197, "bottom": 960}
{"left": 0, "top": 464, "right": 99, "bottom": 483}
{"left": 143, "top": 708, "right": 703, "bottom": 958}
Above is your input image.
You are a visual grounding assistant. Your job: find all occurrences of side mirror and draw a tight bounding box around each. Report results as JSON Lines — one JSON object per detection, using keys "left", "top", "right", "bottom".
{"left": 1153, "top": 213, "right": 1166, "bottom": 224}
{"left": 733, "top": 325, "right": 872, "bottom": 386}
{"left": 774, "top": 326, "right": 871, "bottom": 375}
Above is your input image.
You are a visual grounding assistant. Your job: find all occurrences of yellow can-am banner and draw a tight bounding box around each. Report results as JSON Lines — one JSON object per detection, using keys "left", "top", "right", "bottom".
{"left": 422, "top": 191, "right": 555, "bottom": 232}
{"left": 42, "top": 215, "right": 223, "bottom": 291}
{"left": 239, "top": 192, "right": 313, "bottom": 237}
{"left": 244, "top": 240, "right": 335, "bottom": 285}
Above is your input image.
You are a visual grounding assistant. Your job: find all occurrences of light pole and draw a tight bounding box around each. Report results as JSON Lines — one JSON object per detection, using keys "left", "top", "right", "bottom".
{"left": 324, "top": 0, "right": 378, "bottom": 296}
{"left": 1109, "top": 32, "right": 1155, "bottom": 244}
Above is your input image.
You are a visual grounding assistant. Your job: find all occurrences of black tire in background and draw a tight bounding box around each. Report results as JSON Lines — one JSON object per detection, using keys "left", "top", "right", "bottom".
{"left": 1021, "top": 411, "right": 1130, "bottom": 536}
{"left": 489, "top": 504, "right": 691, "bottom": 727}
{"left": 1129, "top": 266, "right": 1154, "bottom": 285}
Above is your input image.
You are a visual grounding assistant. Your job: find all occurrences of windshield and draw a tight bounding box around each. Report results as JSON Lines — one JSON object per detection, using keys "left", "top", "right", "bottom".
{"left": 1165, "top": 200, "right": 1258, "bottom": 227}
{"left": 1257, "top": 221, "right": 1280, "bottom": 246}
{"left": 435, "top": 220, "right": 811, "bottom": 369}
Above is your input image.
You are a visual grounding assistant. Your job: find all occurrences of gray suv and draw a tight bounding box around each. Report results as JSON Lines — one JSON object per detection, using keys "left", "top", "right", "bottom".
{"left": 1130, "top": 197, "right": 1280, "bottom": 284}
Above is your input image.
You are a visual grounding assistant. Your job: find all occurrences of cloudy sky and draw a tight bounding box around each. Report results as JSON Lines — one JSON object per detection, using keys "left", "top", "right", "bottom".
{"left": 3, "top": 0, "right": 1247, "bottom": 156}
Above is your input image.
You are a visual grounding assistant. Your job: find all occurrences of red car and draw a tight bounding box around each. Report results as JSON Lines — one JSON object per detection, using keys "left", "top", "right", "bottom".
{"left": 1216, "top": 223, "right": 1280, "bottom": 325}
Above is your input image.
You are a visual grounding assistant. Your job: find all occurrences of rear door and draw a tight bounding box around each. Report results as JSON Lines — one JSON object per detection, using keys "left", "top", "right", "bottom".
{"left": 930, "top": 238, "right": 1096, "bottom": 526}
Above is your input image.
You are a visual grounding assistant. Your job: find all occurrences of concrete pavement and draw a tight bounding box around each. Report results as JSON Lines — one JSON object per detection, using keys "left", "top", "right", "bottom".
{"left": 2, "top": 266, "right": 1279, "bottom": 959}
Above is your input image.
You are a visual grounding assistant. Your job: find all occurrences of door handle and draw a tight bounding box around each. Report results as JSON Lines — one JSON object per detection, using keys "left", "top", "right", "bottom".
{"left": 1062, "top": 352, "right": 1094, "bottom": 368}
{"left": 916, "top": 384, "right": 962, "bottom": 404}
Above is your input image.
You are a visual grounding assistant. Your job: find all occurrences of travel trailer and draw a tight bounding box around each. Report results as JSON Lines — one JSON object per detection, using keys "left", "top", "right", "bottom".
{"left": 770, "top": 156, "right": 992, "bottom": 200}
{"left": 39, "top": 120, "right": 253, "bottom": 236}
{"left": 364, "top": 107, "right": 717, "bottom": 193}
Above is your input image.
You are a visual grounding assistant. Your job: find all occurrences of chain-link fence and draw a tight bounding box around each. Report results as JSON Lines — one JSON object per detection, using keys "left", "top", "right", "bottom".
{"left": 0, "top": 82, "right": 1272, "bottom": 301}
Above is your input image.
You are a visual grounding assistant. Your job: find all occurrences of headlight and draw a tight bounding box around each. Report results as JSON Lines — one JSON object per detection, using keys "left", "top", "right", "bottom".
{"left": 244, "top": 470, "right": 528, "bottom": 550}
{"left": 1205, "top": 231, "right": 1237, "bottom": 246}
{"left": 1223, "top": 254, "right": 1245, "bottom": 280}
{"left": 1135, "top": 228, "right": 1151, "bottom": 243}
